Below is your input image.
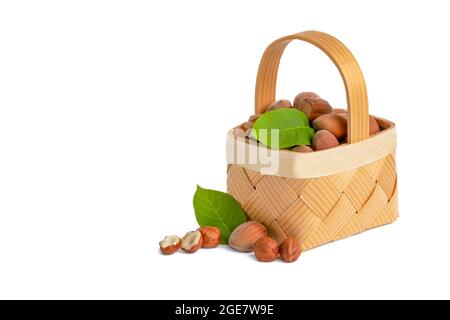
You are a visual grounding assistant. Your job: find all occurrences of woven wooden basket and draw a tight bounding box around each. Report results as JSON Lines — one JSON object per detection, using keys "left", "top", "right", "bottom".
{"left": 226, "top": 31, "right": 398, "bottom": 251}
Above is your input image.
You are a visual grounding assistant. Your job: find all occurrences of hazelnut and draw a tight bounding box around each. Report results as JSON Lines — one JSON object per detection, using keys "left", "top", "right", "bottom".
{"left": 254, "top": 236, "right": 279, "bottom": 262}
{"left": 312, "top": 130, "right": 340, "bottom": 151}
{"left": 295, "top": 98, "right": 333, "bottom": 121}
{"left": 248, "top": 114, "right": 261, "bottom": 123}
{"left": 159, "top": 235, "right": 181, "bottom": 255}
{"left": 181, "top": 231, "right": 203, "bottom": 253}
{"left": 370, "top": 118, "right": 381, "bottom": 135}
{"left": 234, "top": 127, "right": 251, "bottom": 139}
{"left": 293, "top": 92, "right": 321, "bottom": 107}
{"left": 266, "top": 99, "right": 292, "bottom": 112}
{"left": 333, "top": 108, "right": 346, "bottom": 114}
{"left": 336, "top": 113, "right": 381, "bottom": 135}
{"left": 312, "top": 114, "right": 348, "bottom": 140}
{"left": 241, "top": 121, "right": 253, "bottom": 132}
{"left": 279, "top": 238, "right": 301, "bottom": 263}
{"left": 291, "top": 145, "right": 314, "bottom": 153}
{"left": 198, "top": 226, "right": 221, "bottom": 248}
{"left": 228, "top": 221, "right": 268, "bottom": 252}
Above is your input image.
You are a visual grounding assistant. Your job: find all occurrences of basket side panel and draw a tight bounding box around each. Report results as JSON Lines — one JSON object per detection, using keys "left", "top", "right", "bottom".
{"left": 227, "top": 152, "right": 398, "bottom": 251}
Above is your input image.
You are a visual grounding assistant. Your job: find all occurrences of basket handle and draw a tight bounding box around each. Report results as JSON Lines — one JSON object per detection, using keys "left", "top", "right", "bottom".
{"left": 255, "top": 30, "right": 369, "bottom": 143}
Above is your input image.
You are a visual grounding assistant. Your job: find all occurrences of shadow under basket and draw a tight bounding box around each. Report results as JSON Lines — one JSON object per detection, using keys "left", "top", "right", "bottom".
{"left": 226, "top": 31, "right": 398, "bottom": 251}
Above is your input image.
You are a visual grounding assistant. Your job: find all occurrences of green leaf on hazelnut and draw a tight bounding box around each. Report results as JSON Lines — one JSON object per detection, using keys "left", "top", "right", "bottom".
{"left": 193, "top": 185, "right": 246, "bottom": 244}
{"left": 251, "top": 108, "right": 315, "bottom": 149}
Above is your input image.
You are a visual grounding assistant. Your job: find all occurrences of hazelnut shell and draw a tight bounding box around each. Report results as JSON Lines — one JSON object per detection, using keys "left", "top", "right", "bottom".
{"left": 336, "top": 112, "right": 380, "bottom": 135}
{"left": 254, "top": 236, "right": 279, "bottom": 262}
{"left": 228, "top": 221, "right": 268, "bottom": 252}
{"left": 295, "top": 98, "right": 333, "bottom": 121}
{"left": 291, "top": 145, "right": 314, "bottom": 153}
{"left": 198, "top": 226, "right": 221, "bottom": 248}
{"left": 266, "top": 99, "right": 292, "bottom": 112}
{"left": 248, "top": 114, "right": 261, "bottom": 123}
{"left": 312, "top": 130, "right": 340, "bottom": 151}
{"left": 181, "top": 231, "right": 203, "bottom": 253}
{"left": 159, "top": 235, "right": 181, "bottom": 255}
{"left": 279, "top": 238, "right": 301, "bottom": 263}
{"left": 313, "top": 113, "right": 348, "bottom": 140}
{"left": 293, "top": 92, "right": 321, "bottom": 107}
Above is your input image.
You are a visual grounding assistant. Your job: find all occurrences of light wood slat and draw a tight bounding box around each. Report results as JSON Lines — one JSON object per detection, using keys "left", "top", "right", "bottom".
{"left": 279, "top": 199, "right": 321, "bottom": 243}
{"left": 227, "top": 165, "right": 255, "bottom": 205}
{"left": 335, "top": 214, "right": 365, "bottom": 240}
{"left": 357, "top": 184, "right": 388, "bottom": 226}
{"left": 284, "top": 177, "right": 310, "bottom": 196}
{"left": 323, "top": 195, "right": 356, "bottom": 237}
{"left": 268, "top": 220, "right": 288, "bottom": 245}
{"left": 328, "top": 169, "right": 356, "bottom": 192}
{"left": 344, "top": 168, "right": 376, "bottom": 211}
{"left": 301, "top": 223, "right": 333, "bottom": 250}
{"left": 256, "top": 175, "right": 298, "bottom": 219}
{"left": 378, "top": 155, "right": 397, "bottom": 198}
{"left": 242, "top": 190, "right": 275, "bottom": 227}
{"left": 300, "top": 176, "right": 341, "bottom": 219}
{"left": 244, "top": 167, "right": 263, "bottom": 186}
{"left": 388, "top": 183, "right": 399, "bottom": 215}
{"left": 363, "top": 158, "right": 385, "bottom": 180}
{"left": 366, "top": 204, "right": 398, "bottom": 229}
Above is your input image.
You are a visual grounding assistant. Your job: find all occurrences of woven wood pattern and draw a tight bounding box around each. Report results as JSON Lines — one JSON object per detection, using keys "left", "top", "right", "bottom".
{"left": 227, "top": 154, "right": 398, "bottom": 251}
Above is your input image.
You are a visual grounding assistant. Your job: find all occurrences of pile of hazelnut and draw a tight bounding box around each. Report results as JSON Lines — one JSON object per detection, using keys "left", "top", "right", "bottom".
{"left": 160, "top": 221, "right": 301, "bottom": 263}
{"left": 229, "top": 221, "right": 301, "bottom": 263}
{"left": 159, "top": 227, "right": 221, "bottom": 254}
{"left": 235, "top": 92, "right": 381, "bottom": 151}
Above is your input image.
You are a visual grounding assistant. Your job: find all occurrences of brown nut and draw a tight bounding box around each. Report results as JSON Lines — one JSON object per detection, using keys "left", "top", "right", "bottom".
{"left": 234, "top": 126, "right": 252, "bottom": 139}
{"left": 295, "top": 98, "right": 333, "bottom": 121}
{"left": 181, "top": 231, "right": 203, "bottom": 253}
{"left": 241, "top": 121, "right": 253, "bottom": 132}
{"left": 266, "top": 99, "right": 292, "bottom": 112}
{"left": 312, "top": 130, "right": 340, "bottom": 151}
{"left": 291, "top": 145, "right": 314, "bottom": 153}
{"left": 313, "top": 114, "right": 348, "bottom": 140}
{"left": 279, "top": 238, "right": 301, "bottom": 263}
{"left": 333, "top": 108, "right": 346, "bottom": 114}
{"left": 293, "top": 92, "right": 321, "bottom": 107}
{"left": 254, "top": 236, "right": 279, "bottom": 262}
{"left": 198, "top": 226, "right": 221, "bottom": 248}
{"left": 336, "top": 112, "right": 380, "bottom": 135}
{"left": 370, "top": 117, "right": 381, "bottom": 135}
{"left": 248, "top": 114, "right": 261, "bottom": 123}
{"left": 159, "top": 235, "right": 181, "bottom": 255}
{"left": 228, "top": 221, "right": 268, "bottom": 252}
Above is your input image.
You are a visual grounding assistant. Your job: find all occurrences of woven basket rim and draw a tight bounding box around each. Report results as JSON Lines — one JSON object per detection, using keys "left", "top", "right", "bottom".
{"left": 226, "top": 116, "right": 396, "bottom": 179}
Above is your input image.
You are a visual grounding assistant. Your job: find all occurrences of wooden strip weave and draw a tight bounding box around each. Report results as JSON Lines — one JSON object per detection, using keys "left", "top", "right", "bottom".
{"left": 227, "top": 153, "right": 398, "bottom": 251}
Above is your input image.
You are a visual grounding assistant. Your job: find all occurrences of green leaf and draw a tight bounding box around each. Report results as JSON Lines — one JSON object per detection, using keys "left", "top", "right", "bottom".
{"left": 251, "top": 108, "right": 315, "bottom": 149}
{"left": 193, "top": 185, "right": 246, "bottom": 244}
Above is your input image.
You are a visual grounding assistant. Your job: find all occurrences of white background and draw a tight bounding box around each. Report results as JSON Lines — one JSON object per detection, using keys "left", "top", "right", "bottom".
{"left": 1, "top": 0, "right": 449, "bottom": 299}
